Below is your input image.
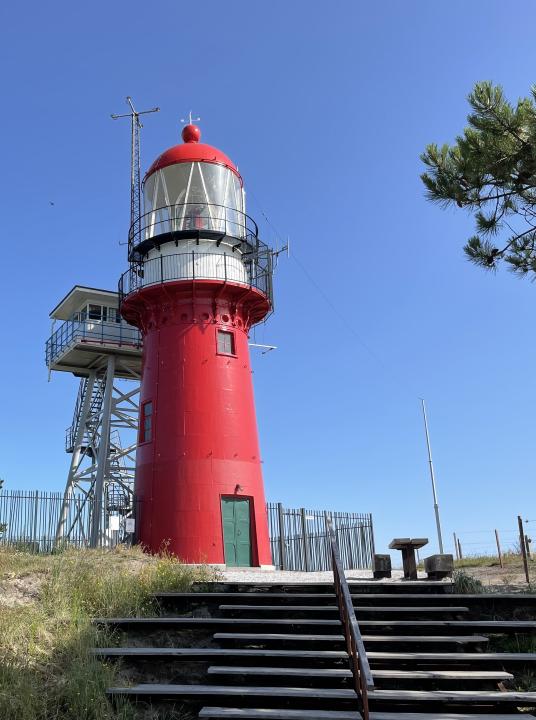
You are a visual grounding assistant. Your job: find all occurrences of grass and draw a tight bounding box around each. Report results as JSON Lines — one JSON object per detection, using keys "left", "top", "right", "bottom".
{"left": 453, "top": 551, "right": 525, "bottom": 570}
{"left": 488, "top": 633, "right": 536, "bottom": 653}
{"left": 448, "top": 552, "right": 536, "bottom": 592}
{"left": 452, "top": 568, "right": 485, "bottom": 594}
{"left": 0, "top": 544, "right": 215, "bottom": 720}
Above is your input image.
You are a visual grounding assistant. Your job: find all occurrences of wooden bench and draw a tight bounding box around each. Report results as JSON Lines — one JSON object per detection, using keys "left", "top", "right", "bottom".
{"left": 388, "top": 538, "right": 428, "bottom": 580}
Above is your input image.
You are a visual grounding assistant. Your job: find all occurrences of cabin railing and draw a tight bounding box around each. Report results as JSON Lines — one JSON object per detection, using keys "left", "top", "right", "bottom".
{"left": 45, "top": 318, "right": 142, "bottom": 369}
{"left": 325, "top": 513, "right": 374, "bottom": 719}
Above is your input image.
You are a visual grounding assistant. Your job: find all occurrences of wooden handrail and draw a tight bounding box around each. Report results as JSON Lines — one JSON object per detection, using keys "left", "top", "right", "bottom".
{"left": 325, "top": 513, "right": 374, "bottom": 719}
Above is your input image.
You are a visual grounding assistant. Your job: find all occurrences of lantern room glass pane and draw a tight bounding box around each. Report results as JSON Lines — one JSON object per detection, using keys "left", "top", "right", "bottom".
{"left": 142, "top": 163, "right": 244, "bottom": 241}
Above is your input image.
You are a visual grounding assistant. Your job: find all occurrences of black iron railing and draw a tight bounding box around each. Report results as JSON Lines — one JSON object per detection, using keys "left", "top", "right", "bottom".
{"left": 268, "top": 504, "right": 374, "bottom": 572}
{"left": 0, "top": 490, "right": 133, "bottom": 552}
{"left": 45, "top": 318, "right": 142, "bottom": 368}
{"left": 119, "top": 250, "right": 273, "bottom": 307}
{"left": 0, "top": 492, "right": 373, "bottom": 570}
{"left": 326, "top": 513, "right": 374, "bottom": 719}
{"left": 128, "top": 202, "right": 259, "bottom": 255}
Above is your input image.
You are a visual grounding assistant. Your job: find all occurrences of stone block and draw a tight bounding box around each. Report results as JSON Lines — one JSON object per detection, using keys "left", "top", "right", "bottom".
{"left": 424, "top": 553, "right": 454, "bottom": 580}
{"left": 373, "top": 553, "right": 392, "bottom": 579}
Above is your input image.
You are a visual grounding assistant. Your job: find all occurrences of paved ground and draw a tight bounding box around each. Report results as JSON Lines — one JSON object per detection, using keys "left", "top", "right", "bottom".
{"left": 219, "top": 568, "right": 436, "bottom": 583}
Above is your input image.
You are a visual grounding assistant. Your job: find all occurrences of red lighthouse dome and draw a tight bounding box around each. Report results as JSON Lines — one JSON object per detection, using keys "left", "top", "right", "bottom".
{"left": 145, "top": 124, "right": 242, "bottom": 183}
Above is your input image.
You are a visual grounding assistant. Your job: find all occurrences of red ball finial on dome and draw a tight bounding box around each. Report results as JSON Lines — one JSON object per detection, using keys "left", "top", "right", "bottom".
{"left": 182, "top": 124, "right": 201, "bottom": 143}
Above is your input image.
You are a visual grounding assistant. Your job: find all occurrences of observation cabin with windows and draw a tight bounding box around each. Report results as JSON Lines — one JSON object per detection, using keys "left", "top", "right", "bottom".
{"left": 46, "top": 286, "right": 142, "bottom": 378}
{"left": 119, "top": 123, "right": 273, "bottom": 314}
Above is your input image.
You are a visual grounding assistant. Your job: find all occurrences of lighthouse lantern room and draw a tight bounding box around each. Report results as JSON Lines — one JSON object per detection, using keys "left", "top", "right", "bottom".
{"left": 120, "top": 123, "right": 274, "bottom": 567}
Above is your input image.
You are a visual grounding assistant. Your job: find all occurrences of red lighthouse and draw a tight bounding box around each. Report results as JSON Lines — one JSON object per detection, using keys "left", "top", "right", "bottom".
{"left": 120, "top": 123, "right": 274, "bottom": 567}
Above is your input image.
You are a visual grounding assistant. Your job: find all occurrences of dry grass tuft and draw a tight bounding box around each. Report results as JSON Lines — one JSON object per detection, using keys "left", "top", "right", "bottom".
{"left": 0, "top": 544, "right": 215, "bottom": 719}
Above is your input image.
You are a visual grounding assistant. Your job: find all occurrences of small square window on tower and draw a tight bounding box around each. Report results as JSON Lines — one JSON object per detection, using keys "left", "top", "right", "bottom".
{"left": 141, "top": 400, "right": 153, "bottom": 443}
{"left": 217, "top": 329, "right": 235, "bottom": 356}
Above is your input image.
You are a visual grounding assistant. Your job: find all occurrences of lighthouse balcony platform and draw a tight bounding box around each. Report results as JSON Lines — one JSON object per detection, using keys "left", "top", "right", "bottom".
{"left": 119, "top": 250, "right": 273, "bottom": 306}
{"left": 46, "top": 316, "right": 142, "bottom": 378}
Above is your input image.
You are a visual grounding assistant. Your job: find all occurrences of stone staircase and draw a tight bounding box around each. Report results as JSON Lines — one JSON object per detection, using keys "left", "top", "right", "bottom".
{"left": 95, "top": 579, "right": 536, "bottom": 718}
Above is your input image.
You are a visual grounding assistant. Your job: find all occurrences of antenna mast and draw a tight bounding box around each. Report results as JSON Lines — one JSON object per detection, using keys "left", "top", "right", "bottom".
{"left": 420, "top": 398, "right": 444, "bottom": 554}
{"left": 111, "top": 97, "right": 160, "bottom": 257}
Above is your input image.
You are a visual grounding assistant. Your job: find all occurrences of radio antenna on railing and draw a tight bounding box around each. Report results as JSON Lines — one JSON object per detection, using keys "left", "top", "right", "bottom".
{"left": 272, "top": 236, "right": 290, "bottom": 270}
{"left": 111, "top": 97, "right": 160, "bottom": 256}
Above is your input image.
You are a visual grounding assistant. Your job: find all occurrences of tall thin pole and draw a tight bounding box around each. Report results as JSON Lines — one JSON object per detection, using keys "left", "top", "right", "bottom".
{"left": 518, "top": 514, "right": 530, "bottom": 585}
{"left": 420, "top": 399, "right": 444, "bottom": 554}
{"left": 495, "top": 529, "right": 503, "bottom": 568}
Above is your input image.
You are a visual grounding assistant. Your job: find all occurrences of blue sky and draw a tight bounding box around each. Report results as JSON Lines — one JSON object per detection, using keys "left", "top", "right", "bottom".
{"left": 1, "top": 1, "right": 535, "bottom": 559}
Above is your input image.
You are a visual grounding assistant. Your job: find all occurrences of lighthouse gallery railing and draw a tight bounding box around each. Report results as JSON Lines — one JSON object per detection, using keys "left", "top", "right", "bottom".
{"left": 119, "top": 250, "right": 273, "bottom": 306}
{"left": 128, "top": 202, "right": 260, "bottom": 253}
{"left": 326, "top": 513, "right": 374, "bottom": 719}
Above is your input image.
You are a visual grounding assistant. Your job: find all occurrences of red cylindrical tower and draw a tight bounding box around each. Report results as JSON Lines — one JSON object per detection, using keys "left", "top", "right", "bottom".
{"left": 120, "top": 124, "right": 274, "bottom": 567}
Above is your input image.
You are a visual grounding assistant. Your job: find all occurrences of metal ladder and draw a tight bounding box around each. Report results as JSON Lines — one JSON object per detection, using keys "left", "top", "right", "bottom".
{"left": 65, "top": 377, "right": 104, "bottom": 453}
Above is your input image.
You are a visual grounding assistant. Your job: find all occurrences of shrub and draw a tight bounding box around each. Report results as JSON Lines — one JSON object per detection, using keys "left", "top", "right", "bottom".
{"left": 452, "top": 568, "right": 484, "bottom": 594}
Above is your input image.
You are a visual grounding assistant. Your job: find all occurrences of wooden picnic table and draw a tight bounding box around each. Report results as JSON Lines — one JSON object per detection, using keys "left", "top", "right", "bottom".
{"left": 389, "top": 538, "right": 429, "bottom": 580}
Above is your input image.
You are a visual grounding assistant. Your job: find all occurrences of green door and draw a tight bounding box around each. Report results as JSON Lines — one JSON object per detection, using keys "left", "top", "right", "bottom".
{"left": 221, "top": 497, "right": 252, "bottom": 567}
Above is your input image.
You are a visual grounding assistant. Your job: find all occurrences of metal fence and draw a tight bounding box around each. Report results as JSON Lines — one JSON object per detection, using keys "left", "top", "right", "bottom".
{"left": 267, "top": 504, "right": 375, "bottom": 571}
{"left": 0, "top": 490, "right": 129, "bottom": 552}
{"left": 0, "top": 491, "right": 374, "bottom": 571}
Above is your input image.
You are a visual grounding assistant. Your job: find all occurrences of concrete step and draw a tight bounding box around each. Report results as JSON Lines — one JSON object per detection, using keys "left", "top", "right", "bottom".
{"left": 95, "top": 616, "right": 525, "bottom": 635}
{"left": 207, "top": 665, "right": 352, "bottom": 679}
{"left": 157, "top": 591, "right": 536, "bottom": 604}
{"left": 157, "top": 592, "right": 462, "bottom": 608}
{"left": 219, "top": 605, "right": 470, "bottom": 615}
{"left": 94, "top": 646, "right": 536, "bottom": 667}
{"left": 218, "top": 618, "right": 534, "bottom": 634}
{"left": 357, "top": 620, "right": 536, "bottom": 633}
{"left": 367, "top": 651, "right": 536, "bottom": 664}
{"left": 201, "top": 711, "right": 363, "bottom": 720}
{"left": 107, "top": 683, "right": 536, "bottom": 706}
{"left": 109, "top": 614, "right": 532, "bottom": 636}
{"left": 368, "top": 689, "right": 536, "bottom": 705}
{"left": 93, "top": 647, "right": 347, "bottom": 662}
{"left": 206, "top": 666, "right": 513, "bottom": 682}
{"left": 214, "top": 632, "right": 489, "bottom": 646}
{"left": 94, "top": 617, "right": 341, "bottom": 630}
{"left": 200, "top": 710, "right": 533, "bottom": 720}
{"left": 107, "top": 683, "right": 356, "bottom": 701}
{"left": 192, "top": 582, "right": 453, "bottom": 595}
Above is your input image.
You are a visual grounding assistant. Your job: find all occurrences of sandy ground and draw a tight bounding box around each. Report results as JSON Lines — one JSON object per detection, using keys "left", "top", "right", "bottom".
{"left": 0, "top": 572, "right": 46, "bottom": 607}
{"left": 1, "top": 558, "right": 532, "bottom": 609}
{"left": 220, "top": 562, "right": 536, "bottom": 589}
{"left": 457, "top": 562, "right": 534, "bottom": 589}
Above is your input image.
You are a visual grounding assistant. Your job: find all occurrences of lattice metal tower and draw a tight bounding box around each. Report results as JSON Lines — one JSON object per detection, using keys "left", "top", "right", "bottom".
{"left": 47, "top": 287, "right": 142, "bottom": 547}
